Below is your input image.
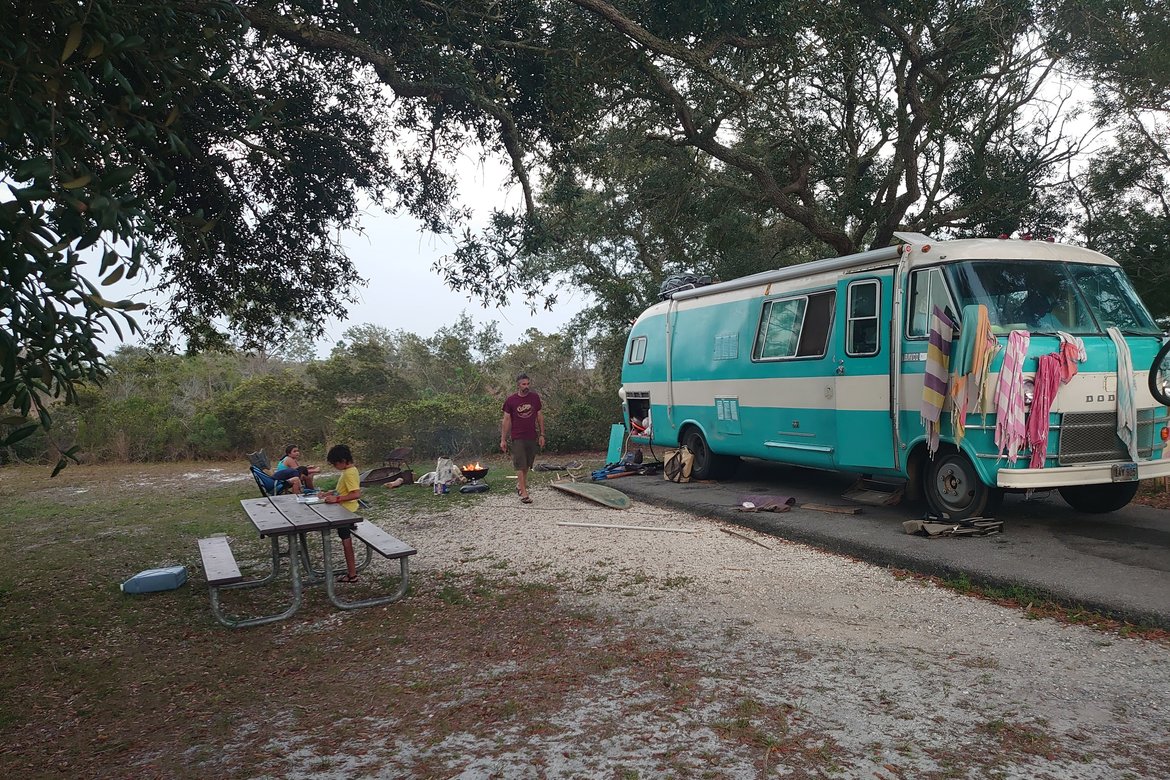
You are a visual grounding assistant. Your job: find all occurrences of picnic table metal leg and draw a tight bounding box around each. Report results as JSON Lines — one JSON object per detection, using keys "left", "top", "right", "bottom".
{"left": 298, "top": 531, "right": 371, "bottom": 582}
{"left": 322, "top": 534, "right": 410, "bottom": 610}
{"left": 215, "top": 536, "right": 284, "bottom": 592}
{"left": 208, "top": 535, "right": 304, "bottom": 628}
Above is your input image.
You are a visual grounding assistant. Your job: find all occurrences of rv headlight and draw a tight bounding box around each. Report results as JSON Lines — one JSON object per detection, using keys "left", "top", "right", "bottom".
{"left": 1023, "top": 378, "right": 1035, "bottom": 406}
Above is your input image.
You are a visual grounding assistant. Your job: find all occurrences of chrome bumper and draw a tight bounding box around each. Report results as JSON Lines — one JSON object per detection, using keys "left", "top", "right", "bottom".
{"left": 996, "top": 458, "right": 1170, "bottom": 489}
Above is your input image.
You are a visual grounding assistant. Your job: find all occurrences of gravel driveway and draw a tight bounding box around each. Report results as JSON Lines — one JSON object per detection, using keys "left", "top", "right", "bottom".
{"left": 351, "top": 484, "right": 1170, "bottom": 779}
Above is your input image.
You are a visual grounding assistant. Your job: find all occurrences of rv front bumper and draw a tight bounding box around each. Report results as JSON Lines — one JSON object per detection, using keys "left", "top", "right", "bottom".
{"left": 996, "top": 458, "right": 1170, "bottom": 490}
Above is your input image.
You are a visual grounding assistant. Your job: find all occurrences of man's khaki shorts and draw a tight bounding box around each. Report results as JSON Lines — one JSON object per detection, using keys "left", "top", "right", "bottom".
{"left": 510, "top": 438, "right": 538, "bottom": 470}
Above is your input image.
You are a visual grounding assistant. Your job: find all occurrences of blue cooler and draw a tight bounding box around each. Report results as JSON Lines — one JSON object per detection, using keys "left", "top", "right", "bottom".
{"left": 121, "top": 566, "right": 188, "bottom": 594}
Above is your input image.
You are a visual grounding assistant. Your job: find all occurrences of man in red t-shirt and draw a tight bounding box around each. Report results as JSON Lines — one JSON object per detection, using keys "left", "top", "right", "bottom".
{"left": 500, "top": 372, "right": 545, "bottom": 504}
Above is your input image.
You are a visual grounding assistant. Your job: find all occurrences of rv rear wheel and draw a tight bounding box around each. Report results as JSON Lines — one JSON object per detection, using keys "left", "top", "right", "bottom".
{"left": 925, "top": 447, "right": 1002, "bottom": 520}
{"left": 682, "top": 428, "right": 737, "bottom": 481}
{"left": 1058, "top": 482, "right": 1139, "bottom": 514}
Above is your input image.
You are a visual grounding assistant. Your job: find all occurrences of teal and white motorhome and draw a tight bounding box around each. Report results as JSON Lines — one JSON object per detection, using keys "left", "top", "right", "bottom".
{"left": 620, "top": 233, "right": 1170, "bottom": 519}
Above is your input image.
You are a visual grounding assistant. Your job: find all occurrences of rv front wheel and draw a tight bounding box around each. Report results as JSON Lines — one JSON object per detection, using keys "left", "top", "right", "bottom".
{"left": 1058, "top": 482, "right": 1139, "bottom": 514}
{"left": 925, "top": 448, "right": 1002, "bottom": 520}
{"left": 1149, "top": 339, "right": 1170, "bottom": 406}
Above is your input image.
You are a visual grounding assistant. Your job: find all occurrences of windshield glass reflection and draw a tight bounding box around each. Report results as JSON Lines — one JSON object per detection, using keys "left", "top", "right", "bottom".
{"left": 945, "top": 260, "right": 1159, "bottom": 335}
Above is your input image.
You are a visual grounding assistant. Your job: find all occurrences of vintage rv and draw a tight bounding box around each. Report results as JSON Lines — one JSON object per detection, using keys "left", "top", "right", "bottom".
{"left": 620, "top": 232, "right": 1170, "bottom": 519}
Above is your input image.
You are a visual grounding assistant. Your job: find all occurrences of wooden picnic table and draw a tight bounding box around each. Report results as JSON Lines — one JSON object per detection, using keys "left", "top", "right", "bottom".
{"left": 198, "top": 495, "right": 415, "bottom": 628}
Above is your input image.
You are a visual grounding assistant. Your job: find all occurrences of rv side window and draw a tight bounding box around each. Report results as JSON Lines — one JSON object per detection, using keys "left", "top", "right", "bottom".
{"left": 753, "top": 291, "right": 835, "bottom": 360}
{"left": 908, "top": 268, "right": 950, "bottom": 338}
{"left": 846, "top": 280, "right": 880, "bottom": 356}
{"left": 628, "top": 336, "right": 647, "bottom": 364}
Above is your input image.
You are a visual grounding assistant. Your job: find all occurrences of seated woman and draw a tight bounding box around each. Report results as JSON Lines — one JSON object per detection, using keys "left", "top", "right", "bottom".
{"left": 1022, "top": 290, "right": 1063, "bottom": 331}
{"left": 271, "top": 444, "right": 320, "bottom": 494}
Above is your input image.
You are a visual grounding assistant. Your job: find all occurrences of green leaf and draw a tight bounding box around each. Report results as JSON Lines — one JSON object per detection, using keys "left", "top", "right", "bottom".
{"left": 101, "top": 265, "right": 124, "bottom": 285}
{"left": 50, "top": 458, "right": 69, "bottom": 478}
{"left": 61, "top": 174, "right": 93, "bottom": 189}
{"left": 61, "top": 22, "right": 83, "bottom": 63}
{"left": 76, "top": 227, "right": 103, "bottom": 251}
{"left": 14, "top": 157, "right": 52, "bottom": 182}
{"left": 1, "top": 424, "right": 40, "bottom": 447}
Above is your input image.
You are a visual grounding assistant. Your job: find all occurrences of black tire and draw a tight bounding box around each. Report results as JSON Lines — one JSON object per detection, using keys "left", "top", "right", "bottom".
{"left": 1058, "top": 482, "right": 1139, "bottom": 514}
{"left": 1149, "top": 339, "right": 1170, "bottom": 406}
{"left": 682, "top": 428, "right": 737, "bottom": 481}
{"left": 925, "top": 447, "right": 1003, "bottom": 520}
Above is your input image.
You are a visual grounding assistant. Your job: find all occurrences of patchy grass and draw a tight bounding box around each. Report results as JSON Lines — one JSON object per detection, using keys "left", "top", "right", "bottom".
{"left": 889, "top": 568, "right": 1170, "bottom": 644}
{"left": 3, "top": 459, "right": 1166, "bottom": 778}
{"left": 0, "top": 459, "right": 771, "bottom": 778}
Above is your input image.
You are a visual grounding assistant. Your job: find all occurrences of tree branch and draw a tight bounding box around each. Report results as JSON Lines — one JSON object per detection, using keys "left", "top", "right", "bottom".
{"left": 235, "top": 2, "right": 536, "bottom": 214}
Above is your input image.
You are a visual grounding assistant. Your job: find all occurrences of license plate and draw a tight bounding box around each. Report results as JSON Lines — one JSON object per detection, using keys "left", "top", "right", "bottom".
{"left": 1111, "top": 463, "right": 1139, "bottom": 482}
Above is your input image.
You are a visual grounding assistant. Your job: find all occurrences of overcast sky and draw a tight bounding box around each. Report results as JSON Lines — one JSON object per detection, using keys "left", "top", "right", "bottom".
{"left": 98, "top": 159, "right": 585, "bottom": 356}
{"left": 322, "top": 203, "right": 583, "bottom": 354}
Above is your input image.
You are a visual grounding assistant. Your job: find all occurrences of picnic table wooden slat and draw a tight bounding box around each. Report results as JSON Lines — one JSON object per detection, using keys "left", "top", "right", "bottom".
{"left": 198, "top": 537, "right": 244, "bottom": 585}
{"left": 240, "top": 498, "right": 299, "bottom": 535}
{"left": 350, "top": 521, "right": 416, "bottom": 559}
{"left": 274, "top": 500, "right": 336, "bottom": 532}
{"left": 307, "top": 501, "right": 364, "bottom": 528}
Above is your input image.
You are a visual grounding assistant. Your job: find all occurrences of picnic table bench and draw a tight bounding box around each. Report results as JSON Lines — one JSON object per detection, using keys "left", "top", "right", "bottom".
{"left": 197, "top": 536, "right": 244, "bottom": 586}
{"left": 197, "top": 496, "right": 416, "bottom": 628}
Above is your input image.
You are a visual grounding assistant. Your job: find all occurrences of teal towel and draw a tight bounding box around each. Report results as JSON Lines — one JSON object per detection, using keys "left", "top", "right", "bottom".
{"left": 950, "top": 304, "right": 982, "bottom": 377}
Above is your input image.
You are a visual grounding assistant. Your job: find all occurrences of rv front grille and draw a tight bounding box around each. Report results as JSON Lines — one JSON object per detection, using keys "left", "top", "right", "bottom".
{"left": 1057, "top": 411, "right": 1158, "bottom": 465}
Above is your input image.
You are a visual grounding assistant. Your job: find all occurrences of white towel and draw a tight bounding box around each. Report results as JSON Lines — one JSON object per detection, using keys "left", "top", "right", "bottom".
{"left": 1107, "top": 327, "right": 1138, "bottom": 461}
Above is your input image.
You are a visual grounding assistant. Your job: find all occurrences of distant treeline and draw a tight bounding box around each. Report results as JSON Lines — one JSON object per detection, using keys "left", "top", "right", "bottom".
{"left": 2, "top": 318, "right": 617, "bottom": 467}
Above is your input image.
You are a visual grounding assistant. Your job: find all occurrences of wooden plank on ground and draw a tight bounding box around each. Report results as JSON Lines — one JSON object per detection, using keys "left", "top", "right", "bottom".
{"left": 556, "top": 521, "right": 698, "bottom": 533}
{"left": 800, "top": 503, "right": 863, "bottom": 515}
{"left": 719, "top": 527, "right": 772, "bottom": 549}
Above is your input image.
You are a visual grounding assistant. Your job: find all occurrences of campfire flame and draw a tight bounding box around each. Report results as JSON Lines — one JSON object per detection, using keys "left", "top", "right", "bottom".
{"left": 463, "top": 461, "right": 484, "bottom": 471}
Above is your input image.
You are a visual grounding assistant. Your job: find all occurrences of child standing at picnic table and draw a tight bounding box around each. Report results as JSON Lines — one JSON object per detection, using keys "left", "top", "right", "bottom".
{"left": 321, "top": 444, "right": 362, "bottom": 583}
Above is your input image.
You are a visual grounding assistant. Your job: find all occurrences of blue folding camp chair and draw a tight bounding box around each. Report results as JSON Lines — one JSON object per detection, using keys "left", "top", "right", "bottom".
{"left": 251, "top": 465, "right": 289, "bottom": 498}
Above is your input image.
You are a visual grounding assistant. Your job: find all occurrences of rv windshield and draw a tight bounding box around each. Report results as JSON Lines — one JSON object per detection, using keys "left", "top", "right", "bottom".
{"left": 945, "top": 260, "right": 1159, "bottom": 335}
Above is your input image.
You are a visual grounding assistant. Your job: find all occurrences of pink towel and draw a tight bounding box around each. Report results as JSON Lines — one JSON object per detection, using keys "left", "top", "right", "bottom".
{"left": 1027, "top": 353, "right": 1063, "bottom": 469}
{"left": 994, "top": 330, "right": 1030, "bottom": 463}
{"left": 1055, "top": 331, "right": 1086, "bottom": 384}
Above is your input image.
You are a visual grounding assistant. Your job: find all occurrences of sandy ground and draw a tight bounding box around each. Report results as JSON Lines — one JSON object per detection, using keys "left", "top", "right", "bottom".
{"left": 325, "top": 482, "right": 1170, "bottom": 779}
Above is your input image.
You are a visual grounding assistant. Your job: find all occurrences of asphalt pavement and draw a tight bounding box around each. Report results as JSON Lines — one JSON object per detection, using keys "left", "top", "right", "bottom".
{"left": 606, "top": 459, "right": 1170, "bottom": 628}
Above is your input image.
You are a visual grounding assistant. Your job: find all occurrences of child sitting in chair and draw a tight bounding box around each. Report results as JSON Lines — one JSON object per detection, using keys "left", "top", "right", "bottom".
{"left": 320, "top": 444, "right": 362, "bottom": 583}
{"left": 272, "top": 444, "right": 320, "bottom": 494}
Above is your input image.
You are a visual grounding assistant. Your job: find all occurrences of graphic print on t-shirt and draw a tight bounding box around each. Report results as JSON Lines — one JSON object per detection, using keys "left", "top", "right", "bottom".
{"left": 504, "top": 391, "right": 542, "bottom": 440}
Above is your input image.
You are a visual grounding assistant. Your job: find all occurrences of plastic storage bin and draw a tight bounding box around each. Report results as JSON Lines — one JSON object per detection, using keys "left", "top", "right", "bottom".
{"left": 121, "top": 566, "right": 188, "bottom": 594}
